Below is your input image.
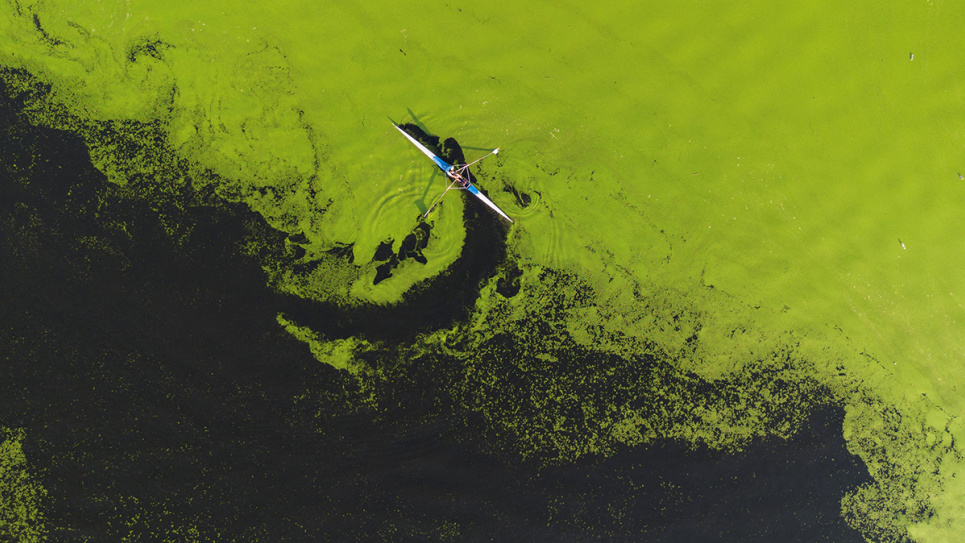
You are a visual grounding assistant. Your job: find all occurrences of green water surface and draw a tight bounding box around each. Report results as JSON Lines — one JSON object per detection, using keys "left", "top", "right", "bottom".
{"left": 4, "top": 0, "right": 965, "bottom": 540}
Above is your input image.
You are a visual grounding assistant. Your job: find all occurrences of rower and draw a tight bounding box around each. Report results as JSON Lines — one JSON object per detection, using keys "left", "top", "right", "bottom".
{"left": 446, "top": 166, "right": 472, "bottom": 188}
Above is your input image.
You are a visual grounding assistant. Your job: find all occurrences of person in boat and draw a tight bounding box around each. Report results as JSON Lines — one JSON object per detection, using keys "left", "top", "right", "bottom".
{"left": 446, "top": 166, "right": 472, "bottom": 188}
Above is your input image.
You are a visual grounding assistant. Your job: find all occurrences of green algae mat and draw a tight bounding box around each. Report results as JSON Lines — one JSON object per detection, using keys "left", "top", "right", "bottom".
{"left": 3, "top": 0, "right": 965, "bottom": 541}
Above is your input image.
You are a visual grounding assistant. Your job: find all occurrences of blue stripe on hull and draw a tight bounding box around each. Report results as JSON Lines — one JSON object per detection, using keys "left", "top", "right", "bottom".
{"left": 432, "top": 156, "right": 451, "bottom": 171}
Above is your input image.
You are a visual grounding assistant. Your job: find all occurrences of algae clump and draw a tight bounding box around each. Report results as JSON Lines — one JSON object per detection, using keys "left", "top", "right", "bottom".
{"left": 0, "top": 428, "right": 48, "bottom": 543}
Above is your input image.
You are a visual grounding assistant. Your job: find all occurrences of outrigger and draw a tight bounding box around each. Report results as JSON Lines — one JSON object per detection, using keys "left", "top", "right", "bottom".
{"left": 393, "top": 123, "right": 513, "bottom": 223}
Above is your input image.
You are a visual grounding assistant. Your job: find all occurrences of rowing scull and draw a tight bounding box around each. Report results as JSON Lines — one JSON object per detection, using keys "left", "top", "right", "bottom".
{"left": 394, "top": 124, "right": 513, "bottom": 223}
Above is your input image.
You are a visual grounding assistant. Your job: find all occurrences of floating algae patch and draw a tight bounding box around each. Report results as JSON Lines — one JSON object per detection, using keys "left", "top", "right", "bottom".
{"left": 841, "top": 399, "right": 948, "bottom": 542}
{"left": 277, "top": 313, "right": 371, "bottom": 374}
{"left": 446, "top": 264, "right": 842, "bottom": 459}
{"left": 0, "top": 428, "right": 48, "bottom": 543}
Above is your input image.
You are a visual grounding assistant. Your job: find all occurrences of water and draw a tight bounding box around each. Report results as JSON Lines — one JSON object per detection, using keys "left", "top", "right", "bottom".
{"left": 2, "top": 0, "right": 965, "bottom": 540}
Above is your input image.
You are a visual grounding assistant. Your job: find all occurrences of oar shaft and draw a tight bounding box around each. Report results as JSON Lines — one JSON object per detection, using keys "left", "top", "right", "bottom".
{"left": 464, "top": 148, "right": 499, "bottom": 168}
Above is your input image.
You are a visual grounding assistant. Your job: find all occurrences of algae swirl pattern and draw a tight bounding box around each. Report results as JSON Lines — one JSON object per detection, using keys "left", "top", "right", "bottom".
{"left": 1, "top": 1, "right": 962, "bottom": 541}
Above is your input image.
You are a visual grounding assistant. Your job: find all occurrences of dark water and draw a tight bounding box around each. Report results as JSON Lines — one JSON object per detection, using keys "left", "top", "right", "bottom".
{"left": 0, "top": 74, "right": 870, "bottom": 541}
